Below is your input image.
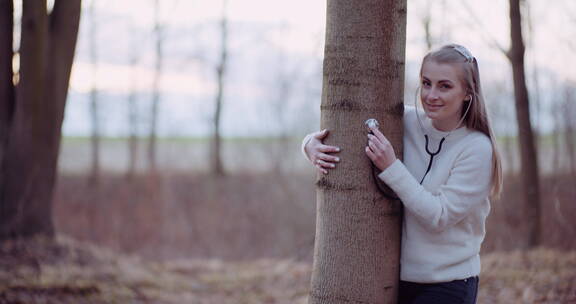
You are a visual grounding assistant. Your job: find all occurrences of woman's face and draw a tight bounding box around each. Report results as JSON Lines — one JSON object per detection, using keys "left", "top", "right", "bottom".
{"left": 420, "top": 60, "right": 469, "bottom": 131}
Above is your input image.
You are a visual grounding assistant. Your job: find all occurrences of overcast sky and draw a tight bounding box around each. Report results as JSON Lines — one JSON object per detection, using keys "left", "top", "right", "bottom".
{"left": 54, "top": 0, "right": 576, "bottom": 137}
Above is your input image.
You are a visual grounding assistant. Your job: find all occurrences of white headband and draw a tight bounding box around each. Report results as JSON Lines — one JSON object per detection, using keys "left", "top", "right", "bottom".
{"left": 452, "top": 45, "right": 474, "bottom": 63}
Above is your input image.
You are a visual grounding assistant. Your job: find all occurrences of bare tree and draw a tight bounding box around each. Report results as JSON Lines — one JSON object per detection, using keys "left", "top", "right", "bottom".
{"left": 270, "top": 66, "right": 293, "bottom": 173}
{"left": 88, "top": 0, "right": 100, "bottom": 184}
{"left": 148, "top": 0, "right": 164, "bottom": 175}
{"left": 0, "top": 0, "right": 15, "bottom": 171}
{"left": 461, "top": 0, "right": 543, "bottom": 248}
{"left": 551, "top": 89, "right": 561, "bottom": 173}
{"left": 0, "top": 0, "right": 81, "bottom": 239}
{"left": 211, "top": 0, "right": 228, "bottom": 176}
{"left": 509, "top": 0, "right": 541, "bottom": 247}
{"left": 563, "top": 83, "right": 576, "bottom": 177}
{"left": 126, "top": 22, "right": 141, "bottom": 180}
{"left": 308, "top": 0, "right": 406, "bottom": 303}
{"left": 266, "top": 28, "right": 300, "bottom": 174}
{"left": 422, "top": 0, "right": 433, "bottom": 50}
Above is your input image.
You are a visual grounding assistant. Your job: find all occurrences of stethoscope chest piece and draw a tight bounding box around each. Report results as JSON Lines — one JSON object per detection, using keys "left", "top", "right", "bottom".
{"left": 365, "top": 118, "right": 379, "bottom": 132}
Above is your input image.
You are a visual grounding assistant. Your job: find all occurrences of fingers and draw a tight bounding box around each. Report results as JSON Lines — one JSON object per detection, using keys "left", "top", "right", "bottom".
{"left": 317, "top": 153, "right": 340, "bottom": 163}
{"left": 366, "top": 129, "right": 396, "bottom": 171}
{"left": 314, "top": 129, "right": 329, "bottom": 140}
{"left": 369, "top": 126, "right": 390, "bottom": 144}
{"left": 315, "top": 159, "right": 336, "bottom": 169}
{"left": 368, "top": 134, "right": 385, "bottom": 151}
{"left": 318, "top": 144, "right": 341, "bottom": 153}
{"left": 314, "top": 159, "right": 334, "bottom": 175}
{"left": 365, "top": 145, "right": 376, "bottom": 161}
{"left": 310, "top": 129, "right": 340, "bottom": 153}
{"left": 312, "top": 153, "right": 340, "bottom": 174}
{"left": 315, "top": 164, "right": 328, "bottom": 174}
{"left": 368, "top": 138, "right": 380, "bottom": 152}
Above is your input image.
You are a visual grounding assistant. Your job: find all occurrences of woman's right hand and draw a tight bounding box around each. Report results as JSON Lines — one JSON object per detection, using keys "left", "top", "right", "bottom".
{"left": 304, "top": 129, "right": 341, "bottom": 174}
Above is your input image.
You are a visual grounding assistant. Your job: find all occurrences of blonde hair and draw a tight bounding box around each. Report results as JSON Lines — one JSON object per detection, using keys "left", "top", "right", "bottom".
{"left": 420, "top": 44, "right": 503, "bottom": 200}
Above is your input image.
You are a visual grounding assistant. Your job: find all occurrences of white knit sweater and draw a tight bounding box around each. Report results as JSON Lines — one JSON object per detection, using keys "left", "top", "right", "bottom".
{"left": 378, "top": 105, "right": 493, "bottom": 283}
{"left": 303, "top": 105, "right": 493, "bottom": 283}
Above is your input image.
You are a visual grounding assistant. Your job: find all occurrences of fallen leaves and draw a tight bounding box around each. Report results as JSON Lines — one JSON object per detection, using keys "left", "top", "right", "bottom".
{"left": 0, "top": 236, "right": 574, "bottom": 303}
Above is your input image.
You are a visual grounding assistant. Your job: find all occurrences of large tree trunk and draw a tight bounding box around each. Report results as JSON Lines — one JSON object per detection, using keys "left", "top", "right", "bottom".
{"left": 0, "top": 0, "right": 81, "bottom": 239}
{"left": 309, "top": 1, "right": 406, "bottom": 303}
{"left": 508, "top": 0, "right": 541, "bottom": 248}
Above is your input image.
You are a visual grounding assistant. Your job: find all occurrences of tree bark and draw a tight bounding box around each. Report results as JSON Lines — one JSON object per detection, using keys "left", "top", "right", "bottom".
{"left": 0, "top": 0, "right": 15, "bottom": 170}
{"left": 508, "top": 0, "right": 541, "bottom": 248}
{"left": 0, "top": 0, "right": 81, "bottom": 239}
{"left": 0, "top": 0, "right": 14, "bottom": 127}
{"left": 308, "top": 1, "right": 406, "bottom": 303}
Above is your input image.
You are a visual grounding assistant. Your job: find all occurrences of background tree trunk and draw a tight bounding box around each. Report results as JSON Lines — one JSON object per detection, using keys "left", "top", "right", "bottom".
{"left": 148, "top": 0, "right": 163, "bottom": 176}
{"left": 211, "top": 0, "right": 228, "bottom": 176}
{"left": 422, "top": 0, "right": 433, "bottom": 51}
{"left": 0, "top": 0, "right": 15, "bottom": 170}
{"left": 88, "top": 0, "right": 100, "bottom": 184}
{"left": 0, "top": 0, "right": 81, "bottom": 239}
{"left": 563, "top": 84, "right": 576, "bottom": 178}
{"left": 126, "top": 23, "right": 140, "bottom": 181}
{"left": 308, "top": 0, "right": 406, "bottom": 303}
{"left": 508, "top": 0, "right": 541, "bottom": 248}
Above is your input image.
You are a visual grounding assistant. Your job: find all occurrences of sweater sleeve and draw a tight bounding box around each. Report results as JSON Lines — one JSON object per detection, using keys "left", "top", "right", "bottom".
{"left": 301, "top": 133, "right": 314, "bottom": 162}
{"left": 378, "top": 136, "right": 493, "bottom": 232}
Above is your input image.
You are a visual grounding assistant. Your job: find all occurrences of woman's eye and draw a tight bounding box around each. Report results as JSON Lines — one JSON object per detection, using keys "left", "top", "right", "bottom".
{"left": 422, "top": 81, "right": 431, "bottom": 87}
{"left": 441, "top": 84, "right": 451, "bottom": 89}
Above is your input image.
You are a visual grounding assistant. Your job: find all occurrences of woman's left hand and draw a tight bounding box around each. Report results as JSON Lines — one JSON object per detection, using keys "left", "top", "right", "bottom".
{"left": 365, "top": 125, "right": 397, "bottom": 171}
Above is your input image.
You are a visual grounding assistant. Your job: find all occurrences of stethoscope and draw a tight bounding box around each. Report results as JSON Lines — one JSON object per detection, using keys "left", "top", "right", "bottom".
{"left": 414, "top": 91, "right": 472, "bottom": 184}
{"left": 367, "top": 92, "right": 472, "bottom": 200}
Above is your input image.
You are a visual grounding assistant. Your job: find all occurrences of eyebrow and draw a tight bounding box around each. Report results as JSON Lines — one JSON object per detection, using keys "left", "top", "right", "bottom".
{"left": 422, "top": 76, "right": 454, "bottom": 84}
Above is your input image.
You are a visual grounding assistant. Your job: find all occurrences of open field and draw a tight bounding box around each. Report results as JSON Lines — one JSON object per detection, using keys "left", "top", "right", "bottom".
{"left": 58, "top": 137, "right": 311, "bottom": 175}
{"left": 58, "top": 135, "right": 576, "bottom": 176}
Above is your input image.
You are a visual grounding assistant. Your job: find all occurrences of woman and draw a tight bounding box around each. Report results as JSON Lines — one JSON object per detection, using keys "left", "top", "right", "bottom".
{"left": 301, "top": 44, "right": 503, "bottom": 304}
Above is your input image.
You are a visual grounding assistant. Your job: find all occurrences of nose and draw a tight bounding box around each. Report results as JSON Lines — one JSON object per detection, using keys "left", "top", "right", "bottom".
{"left": 424, "top": 88, "right": 440, "bottom": 101}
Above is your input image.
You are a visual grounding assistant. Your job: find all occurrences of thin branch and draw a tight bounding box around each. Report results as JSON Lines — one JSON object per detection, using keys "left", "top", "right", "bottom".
{"left": 459, "top": 0, "right": 509, "bottom": 57}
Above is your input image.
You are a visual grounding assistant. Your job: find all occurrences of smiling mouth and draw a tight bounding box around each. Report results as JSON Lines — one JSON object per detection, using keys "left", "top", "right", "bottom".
{"left": 425, "top": 102, "right": 443, "bottom": 109}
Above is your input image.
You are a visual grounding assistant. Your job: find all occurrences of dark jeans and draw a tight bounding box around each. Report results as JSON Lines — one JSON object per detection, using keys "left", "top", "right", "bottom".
{"left": 398, "top": 276, "right": 479, "bottom": 304}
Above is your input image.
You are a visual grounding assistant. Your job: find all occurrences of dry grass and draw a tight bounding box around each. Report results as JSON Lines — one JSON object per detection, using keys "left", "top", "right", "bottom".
{"left": 0, "top": 236, "right": 310, "bottom": 303}
{"left": 53, "top": 172, "right": 318, "bottom": 261}
{"left": 0, "top": 236, "right": 575, "bottom": 303}
{"left": 479, "top": 248, "right": 576, "bottom": 303}
{"left": 52, "top": 171, "right": 576, "bottom": 262}
{"left": 6, "top": 162, "right": 570, "bottom": 303}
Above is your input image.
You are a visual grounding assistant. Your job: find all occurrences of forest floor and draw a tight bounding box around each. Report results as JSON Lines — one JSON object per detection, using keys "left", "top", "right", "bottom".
{"left": 0, "top": 236, "right": 575, "bottom": 304}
